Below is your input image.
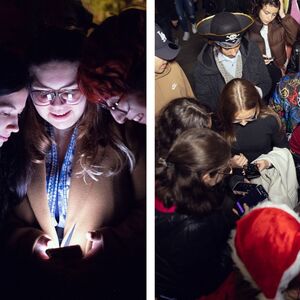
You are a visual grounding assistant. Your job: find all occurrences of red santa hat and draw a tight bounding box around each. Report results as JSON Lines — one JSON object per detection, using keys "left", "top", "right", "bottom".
{"left": 229, "top": 202, "right": 300, "bottom": 300}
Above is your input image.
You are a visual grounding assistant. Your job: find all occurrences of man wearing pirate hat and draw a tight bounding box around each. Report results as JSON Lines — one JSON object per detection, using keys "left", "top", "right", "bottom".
{"left": 193, "top": 12, "right": 272, "bottom": 112}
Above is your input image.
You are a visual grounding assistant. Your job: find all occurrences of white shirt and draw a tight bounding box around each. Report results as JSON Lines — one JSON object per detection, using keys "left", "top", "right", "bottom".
{"left": 260, "top": 25, "right": 272, "bottom": 59}
{"left": 217, "top": 50, "right": 241, "bottom": 77}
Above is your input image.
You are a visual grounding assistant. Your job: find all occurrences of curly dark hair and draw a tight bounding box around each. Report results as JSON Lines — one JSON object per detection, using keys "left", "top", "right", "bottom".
{"left": 155, "top": 98, "right": 212, "bottom": 164}
{"left": 156, "top": 128, "right": 231, "bottom": 216}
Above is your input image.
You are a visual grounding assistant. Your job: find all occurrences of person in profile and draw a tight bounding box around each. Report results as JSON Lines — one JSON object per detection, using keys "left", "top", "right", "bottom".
{"left": 155, "top": 23, "right": 194, "bottom": 114}
{"left": 0, "top": 48, "right": 29, "bottom": 222}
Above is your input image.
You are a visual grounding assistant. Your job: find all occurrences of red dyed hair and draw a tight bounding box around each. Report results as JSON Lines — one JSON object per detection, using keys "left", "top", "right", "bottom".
{"left": 78, "top": 8, "right": 146, "bottom": 103}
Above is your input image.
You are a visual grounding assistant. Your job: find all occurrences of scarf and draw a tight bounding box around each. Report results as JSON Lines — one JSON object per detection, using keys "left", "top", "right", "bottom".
{"left": 213, "top": 46, "right": 243, "bottom": 84}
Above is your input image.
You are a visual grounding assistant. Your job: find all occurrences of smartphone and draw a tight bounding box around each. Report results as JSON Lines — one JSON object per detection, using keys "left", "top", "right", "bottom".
{"left": 46, "top": 245, "right": 83, "bottom": 261}
{"left": 243, "top": 163, "right": 260, "bottom": 179}
{"left": 234, "top": 185, "right": 268, "bottom": 216}
{"left": 232, "top": 181, "right": 257, "bottom": 193}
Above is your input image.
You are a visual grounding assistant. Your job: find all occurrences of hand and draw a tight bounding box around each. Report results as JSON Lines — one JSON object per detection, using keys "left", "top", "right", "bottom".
{"left": 255, "top": 159, "right": 271, "bottom": 171}
{"left": 284, "top": 288, "right": 300, "bottom": 300}
{"left": 33, "top": 235, "right": 56, "bottom": 260}
{"left": 278, "top": 0, "right": 286, "bottom": 18}
{"left": 85, "top": 230, "right": 104, "bottom": 258}
{"left": 262, "top": 54, "right": 273, "bottom": 65}
{"left": 230, "top": 153, "right": 248, "bottom": 168}
{"left": 232, "top": 203, "right": 250, "bottom": 217}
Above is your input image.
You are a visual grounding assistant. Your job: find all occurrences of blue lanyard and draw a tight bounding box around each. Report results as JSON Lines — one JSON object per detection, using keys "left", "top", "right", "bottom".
{"left": 46, "top": 126, "right": 78, "bottom": 228}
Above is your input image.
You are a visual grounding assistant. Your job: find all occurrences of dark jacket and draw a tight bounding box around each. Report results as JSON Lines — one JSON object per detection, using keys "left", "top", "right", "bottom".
{"left": 287, "top": 40, "right": 300, "bottom": 73}
{"left": 248, "top": 15, "right": 299, "bottom": 69}
{"left": 193, "top": 38, "right": 272, "bottom": 112}
{"left": 155, "top": 196, "right": 236, "bottom": 299}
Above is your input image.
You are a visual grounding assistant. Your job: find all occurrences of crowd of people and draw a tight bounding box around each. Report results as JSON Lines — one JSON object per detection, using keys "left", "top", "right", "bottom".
{"left": 0, "top": 3, "right": 146, "bottom": 300}
{"left": 155, "top": 0, "right": 300, "bottom": 299}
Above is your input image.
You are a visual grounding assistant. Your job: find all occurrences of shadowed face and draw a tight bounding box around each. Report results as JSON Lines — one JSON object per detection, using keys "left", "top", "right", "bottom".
{"left": 259, "top": 4, "right": 279, "bottom": 25}
{"left": 219, "top": 44, "right": 241, "bottom": 58}
{"left": 155, "top": 56, "right": 168, "bottom": 74}
{"left": 0, "top": 88, "right": 28, "bottom": 147}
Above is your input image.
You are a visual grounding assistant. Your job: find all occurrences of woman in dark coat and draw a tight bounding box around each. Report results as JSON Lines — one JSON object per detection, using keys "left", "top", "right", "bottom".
{"left": 155, "top": 128, "right": 237, "bottom": 299}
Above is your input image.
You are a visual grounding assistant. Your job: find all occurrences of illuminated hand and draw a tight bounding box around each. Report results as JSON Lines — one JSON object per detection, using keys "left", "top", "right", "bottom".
{"left": 230, "top": 153, "right": 248, "bottom": 168}
{"left": 255, "top": 159, "right": 271, "bottom": 171}
{"left": 85, "top": 230, "right": 104, "bottom": 258}
{"left": 33, "top": 234, "right": 55, "bottom": 260}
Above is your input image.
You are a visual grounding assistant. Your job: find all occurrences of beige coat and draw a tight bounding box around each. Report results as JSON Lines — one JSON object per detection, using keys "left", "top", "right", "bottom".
{"left": 155, "top": 61, "right": 194, "bottom": 114}
{"left": 7, "top": 149, "right": 145, "bottom": 257}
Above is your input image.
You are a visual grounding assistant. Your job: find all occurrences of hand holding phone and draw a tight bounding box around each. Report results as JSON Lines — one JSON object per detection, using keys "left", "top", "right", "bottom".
{"left": 234, "top": 185, "right": 268, "bottom": 216}
{"left": 46, "top": 245, "right": 83, "bottom": 261}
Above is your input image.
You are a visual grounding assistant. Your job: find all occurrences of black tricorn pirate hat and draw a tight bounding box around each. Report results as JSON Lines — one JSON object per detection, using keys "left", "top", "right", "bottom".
{"left": 197, "top": 12, "right": 254, "bottom": 43}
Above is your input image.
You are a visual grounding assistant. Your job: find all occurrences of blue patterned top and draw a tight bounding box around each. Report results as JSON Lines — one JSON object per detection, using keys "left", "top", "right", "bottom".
{"left": 46, "top": 126, "right": 78, "bottom": 231}
{"left": 270, "top": 72, "right": 300, "bottom": 134}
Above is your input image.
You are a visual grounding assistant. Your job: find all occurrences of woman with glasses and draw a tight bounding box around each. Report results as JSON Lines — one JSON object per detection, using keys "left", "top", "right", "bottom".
{"left": 156, "top": 128, "right": 237, "bottom": 299}
{"left": 79, "top": 7, "right": 146, "bottom": 125}
{"left": 218, "top": 78, "right": 288, "bottom": 171}
{"left": 3, "top": 27, "right": 145, "bottom": 299}
{"left": 248, "top": 0, "right": 298, "bottom": 101}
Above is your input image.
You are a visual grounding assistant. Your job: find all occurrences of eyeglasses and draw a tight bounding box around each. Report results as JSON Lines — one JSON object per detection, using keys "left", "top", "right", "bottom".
{"left": 99, "top": 96, "right": 129, "bottom": 115}
{"left": 217, "top": 165, "right": 233, "bottom": 176}
{"left": 30, "top": 88, "right": 84, "bottom": 106}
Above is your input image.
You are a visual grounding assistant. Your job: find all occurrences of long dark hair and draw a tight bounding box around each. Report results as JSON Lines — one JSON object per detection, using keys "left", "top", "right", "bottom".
{"left": 0, "top": 48, "right": 30, "bottom": 222}
{"left": 155, "top": 98, "right": 212, "bottom": 164}
{"left": 26, "top": 27, "right": 134, "bottom": 179}
{"left": 0, "top": 111, "right": 32, "bottom": 222}
{"left": 218, "top": 78, "right": 281, "bottom": 145}
{"left": 251, "top": 0, "right": 280, "bottom": 22}
{"left": 156, "top": 128, "right": 231, "bottom": 216}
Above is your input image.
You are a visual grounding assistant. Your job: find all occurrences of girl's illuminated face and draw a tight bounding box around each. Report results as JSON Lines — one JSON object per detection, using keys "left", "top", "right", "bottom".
{"left": 259, "top": 4, "right": 279, "bottom": 25}
{"left": 30, "top": 61, "right": 86, "bottom": 131}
